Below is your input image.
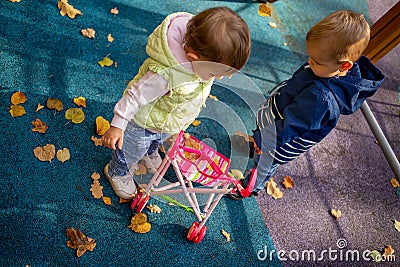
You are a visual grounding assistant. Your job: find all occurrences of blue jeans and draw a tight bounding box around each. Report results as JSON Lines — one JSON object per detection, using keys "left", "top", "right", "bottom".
{"left": 244, "top": 127, "right": 280, "bottom": 192}
{"left": 108, "top": 121, "right": 170, "bottom": 177}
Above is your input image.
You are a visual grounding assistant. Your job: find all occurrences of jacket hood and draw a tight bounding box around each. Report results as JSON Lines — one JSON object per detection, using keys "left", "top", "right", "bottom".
{"left": 323, "top": 56, "right": 385, "bottom": 115}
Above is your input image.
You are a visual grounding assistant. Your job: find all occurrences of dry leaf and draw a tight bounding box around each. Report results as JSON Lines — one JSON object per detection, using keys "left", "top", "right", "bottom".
{"left": 11, "top": 91, "right": 26, "bottom": 105}
{"left": 134, "top": 163, "right": 147, "bottom": 176}
{"left": 95, "top": 116, "right": 110, "bottom": 136}
{"left": 34, "top": 144, "right": 56, "bottom": 162}
{"left": 282, "top": 175, "right": 294, "bottom": 189}
{"left": 221, "top": 229, "right": 231, "bottom": 242}
{"left": 91, "top": 136, "right": 102, "bottom": 146}
{"left": 230, "top": 169, "right": 244, "bottom": 180}
{"left": 36, "top": 103, "right": 45, "bottom": 112}
{"left": 119, "top": 198, "right": 130, "bottom": 203}
{"left": 383, "top": 245, "right": 394, "bottom": 257}
{"left": 146, "top": 204, "right": 161, "bottom": 213}
{"left": 9, "top": 105, "right": 26, "bottom": 117}
{"left": 191, "top": 120, "right": 201, "bottom": 127}
{"left": 65, "top": 108, "right": 85, "bottom": 124}
{"left": 90, "top": 180, "right": 103, "bottom": 199}
{"left": 265, "top": 178, "right": 283, "bottom": 199}
{"left": 331, "top": 209, "right": 342, "bottom": 220}
{"left": 394, "top": 220, "right": 400, "bottom": 232}
{"left": 56, "top": 148, "right": 70, "bottom": 163}
{"left": 31, "top": 118, "right": 48, "bottom": 134}
{"left": 46, "top": 98, "right": 63, "bottom": 111}
{"left": 81, "top": 28, "right": 95, "bottom": 39}
{"left": 389, "top": 177, "right": 399, "bottom": 188}
{"left": 91, "top": 172, "right": 100, "bottom": 180}
{"left": 107, "top": 33, "right": 114, "bottom": 43}
{"left": 110, "top": 7, "right": 119, "bottom": 15}
{"left": 128, "top": 213, "right": 151, "bottom": 234}
{"left": 234, "top": 131, "right": 262, "bottom": 155}
{"left": 73, "top": 96, "right": 86, "bottom": 107}
{"left": 269, "top": 22, "right": 277, "bottom": 28}
{"left": 102, "top": 196, "right": 111, "bottom": 205}
{"left": 98, "top": 56, "right": 113, "bottom": 67}
{"left": 66, "top": 227, "right": 96, "bottom": 257}
{"left": 208, "top": 94, "right": 218, "bottom": 101}
{"left": 58, "top": 0, "right": 82, "bottom": 19}
{"left": 8, "top": 0, "right": 21, "bottom": 2}
{"left": 258, "top": 3, "right": 272, "bottom": 17}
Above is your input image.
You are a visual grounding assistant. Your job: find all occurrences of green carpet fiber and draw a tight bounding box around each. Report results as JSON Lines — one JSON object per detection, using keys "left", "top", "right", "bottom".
{"left": 0, "top": 0, "right": 369, "bottom": 266}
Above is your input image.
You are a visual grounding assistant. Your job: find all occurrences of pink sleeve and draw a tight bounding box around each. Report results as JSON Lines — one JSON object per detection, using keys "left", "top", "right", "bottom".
{"left": 111, "top": 71, "right": 169, "bottom": 131}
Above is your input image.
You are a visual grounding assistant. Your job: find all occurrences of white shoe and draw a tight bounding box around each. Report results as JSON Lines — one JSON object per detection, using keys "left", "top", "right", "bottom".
{"left": 104, "top": 164, "right": 137, "bottom": 199}
{"left": 141, "top": 151, "right": 162, "bottom": 174}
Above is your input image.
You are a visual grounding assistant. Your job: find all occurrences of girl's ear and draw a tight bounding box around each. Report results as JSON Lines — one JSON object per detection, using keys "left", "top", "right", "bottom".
{"left": 339, "top": 60, "right": 353, "bottom": 72}
{"left": 186, "top": 52, "right": 200, "bottom": 62}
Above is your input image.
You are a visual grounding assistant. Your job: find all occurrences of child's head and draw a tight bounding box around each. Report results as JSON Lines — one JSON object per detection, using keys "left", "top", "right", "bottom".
{"left": 184, "top": 6, "right": 251, "bottom": 80}
{"left": 305, "top": 10, "right": 370, "bottom": 78}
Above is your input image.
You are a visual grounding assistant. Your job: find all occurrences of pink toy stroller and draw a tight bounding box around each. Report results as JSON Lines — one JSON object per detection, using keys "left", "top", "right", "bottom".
{"left": 130, "top": 130, "right": 256, "bottom": 243}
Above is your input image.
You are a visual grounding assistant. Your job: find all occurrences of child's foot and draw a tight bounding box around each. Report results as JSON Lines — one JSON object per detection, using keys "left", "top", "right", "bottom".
{"left": 141, "top": 150, "right": 162, "bottom": 174}
{"left": 104, "top": 164, "right": 137, "bottom": 199}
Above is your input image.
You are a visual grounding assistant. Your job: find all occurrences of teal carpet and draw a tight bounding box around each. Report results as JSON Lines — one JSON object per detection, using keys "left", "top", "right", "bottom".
{"left": 0, "top": 0, "right": 370, "bottom": 266}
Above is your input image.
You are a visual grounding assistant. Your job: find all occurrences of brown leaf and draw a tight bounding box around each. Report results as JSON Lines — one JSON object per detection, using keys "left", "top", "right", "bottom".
{"left": 58, "top": 0, "right": 82, "bottom": 19}
{"left": 73, "top": 96, "right": 86, "bottom": 107}
{"left": 110, "top": 7, "right": 119, "bottom": 15}
{"left": 128, "top": 213, "right": 151, "bottom": 234}
{"left": 11, "top": 91, "right": 26, "bottom": 105}
{"left": 46, "top": 98, "right": 63, "bottom": 111}
{"left": 146, "top": 204, "right": 161, "bottom": 213}
{"left": 383, "top": 245, "right": 394, "bottom": 257}
{"left": 208, "top": 94, "right": 219, "bottom": 101}
{"left": 31, "top": 118, "right": 48, "bottom": 134}
{"left": 282, "top": 175, "right": 294, "bottom": 189}
{"left": 95, "top": 116, "right": 110, "bottom": 136}
{"left": 91, "top": 136, "right": 103, "bottom": 146}
{"left": 66, "top": 227, "right": 96, "bottom": 257}
{"left": 134, "top": 163, "right": 147, "bottom": 176}
{"left": 221, "top": 229, "right": 231, "bottom": 242}
{"left": 90, "top": 172, "right": 100, "bottom": 180}
{"left": 9, "top": 105, "right": 26, "bottom": 117}
{"left": 34, "top": 144, "right": 55, "bottom": 162}
{"left": 258, "top": 3, "right": 272, "bottom": 17}
{"left": 389, "top": 177, "right": 399, "bottom": 188}
{"left": 36, "top": 103, "right": 45, "bottom": 112}
{"left": 90, "top": 180, "right": 103, "bottom": 199}
{"left": 107, "top": 33, "right": 114, "bottom": 43}
{"left": 81, "top": 29, "right": 95, "bottom": 39}
{"left": 265, "top": 178, "right": 283, "bottom": 199}
{"left": 56, "top": 148, "right": 70, "bottom": 163}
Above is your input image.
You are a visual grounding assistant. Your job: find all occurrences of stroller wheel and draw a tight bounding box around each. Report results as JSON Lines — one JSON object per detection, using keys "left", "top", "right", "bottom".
{"left": 193, "top": 225, "right": 207, "bottom": 243}
{"left": 187, "top": 222, "right": 199, "bottom": 241}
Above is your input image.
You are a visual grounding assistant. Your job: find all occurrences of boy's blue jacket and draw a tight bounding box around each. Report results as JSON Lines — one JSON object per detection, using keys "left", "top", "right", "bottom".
{"left": 256, "top": 56, "right": 385, "bottom": 164}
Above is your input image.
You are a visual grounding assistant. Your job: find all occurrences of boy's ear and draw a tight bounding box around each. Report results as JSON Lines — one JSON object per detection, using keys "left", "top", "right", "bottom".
{"left": 339, "top": 60, "right": 353, "bottom": 72}
{"left": 186, "top": 52, "right": 200, "bottom": 62}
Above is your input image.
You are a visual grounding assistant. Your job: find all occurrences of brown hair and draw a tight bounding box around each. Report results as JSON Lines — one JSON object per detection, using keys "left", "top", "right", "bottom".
{"left": 184, "top": 6, "right": 251, "bottom": 71}
{"left": 306, "top": 10, "right": 370, "bottom": 62}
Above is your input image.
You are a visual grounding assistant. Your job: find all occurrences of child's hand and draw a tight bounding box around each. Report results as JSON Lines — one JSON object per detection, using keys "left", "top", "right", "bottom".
{"left": 101, "top": 126, "right": 124, "bottom": 150}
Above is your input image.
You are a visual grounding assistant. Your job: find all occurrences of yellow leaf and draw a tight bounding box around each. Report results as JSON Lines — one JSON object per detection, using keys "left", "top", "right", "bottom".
{"left": 95, "top": 116, "right": 110, "bottom": 136}
{"left": 389, "top": 177, "right": 399, "bottom": 188}
{"left": 230, "top": 169, "right": 244, "bottom": 180}
{"left": 102, "top": 196, "right": 111, "bottom": 205}
{"left": 265, "top": 178, "right": 283, "bottom": 199}
{"left": 331, "top": 209, "right": 342, "bottom": 220}
{"left": 282, "top": 175, "right": 294, "bottom": 189}
{"left": 91, "top": 172, "right": 100, "bottom": 180}
{"left": 208, "top": 94, "right": 218, "bottom": 101}
{"left": 394, "top": 220, "right": 400, "bottom": 232}
{"left": 98, "top": 56, "right": 113, "bottom": 67}
{"left": 11, "top": 91, "right": 26, "bottom": 105}
{"left": 258, "top": 3, "right": 272, "bottom": 17}
{"left": 58, "top": 0, "right": 82, "bottom": 19}
{"left": 81, "top": 28, "right": 95, "bottom": 39}
{"left": 146, "top": 204, "right": 162, "bottom": 213}
{"left": 8, "top": 0, "right": 21, "bottom": 2}
{"left": 107, "top": 33, "right": 114, "bottom": 43}
{"left": 191, "top": 120, "right": 201, "bottom": 127}
{"left": 110, "top": 7, "right": 119, "bottom": 15}
{"left": 46, "top": 98, "right": 63, "bottom": 111}
{"left": 73, "top": 96, "right": 86, "bottom": 107}
{"left": 36, "top": 103, "right": 45, "bottom": 112}
{"left": 128, "top": 213, "right": 151, "bottom": 234}
{"left": 34, "top": 144, "right": 56, "bottom": 162}
{"left": 221, "top": 229, "right": 231, "bottom": 242}
{"left": 56, "top": 148, "right": 70, "bottom": 163}
{"left": 65, "top": 108, "right": 85, "bottom": 124}
{"left": 9, "top": 105, "right": 26, "bottom": 117}
{"left": 134, "top": 164, "right": 147, "bottom": 176}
